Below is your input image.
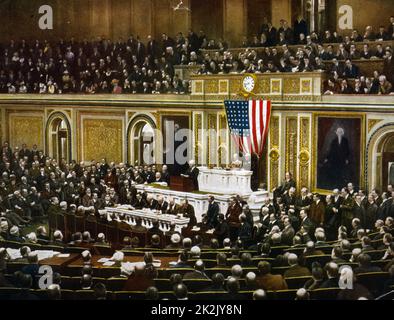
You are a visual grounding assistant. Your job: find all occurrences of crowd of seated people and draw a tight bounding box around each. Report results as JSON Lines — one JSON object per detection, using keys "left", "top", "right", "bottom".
{"left": 0, "top": 142, "right": 394, "bottom": 300}
{"left": 1, "top": 16, "right": 394, "bottom": 95}
{"left": 240, "top": 16, "right": 394, "bottom": 48}
{"left": 0, "top": 30, "right": 215, "bottom": 94}
{"left": 196, "top": 16, "right": 394, "bottom": 94}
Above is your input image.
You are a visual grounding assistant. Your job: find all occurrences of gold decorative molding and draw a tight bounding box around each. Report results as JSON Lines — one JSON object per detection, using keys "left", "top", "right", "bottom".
{"left": 218, "top": 112, "right": 228, "bottom": 166}
{"left": 194, "top": 80, "right": 203, "bottom": 94}
{"left": 284, "top": 78, "right": 300, "bottom": 94}
{"left": 269, "top": 116, "right": 280, "bottom": 189}
{"left": 218, "top": 80, "right": 229, "bottom": 94}
{"left": 229, "top": 79, "right": 241, "bottom": 94}
{"left": 205, "top": 79, "right": 219, "bottom": 94}
{"left": 286, "top": 117, "right": 298, "bottom": 178}
{"left": 368, "top": 119, "right": 383, "bottom": 133}
{"left": 271, "top": 79, "right": 281, "bottom": 94}
{"left": 207, "top": 113, "right": 217, "bottom": 166}
{"left": 299, "top": 117, "right": 311, "bottom": 189}
{"left": 301, "top": 78, "right": 312, "bottom": 94}
{"left": 82, "top": 118, "right": 123, "bottom": 163}
{"left": 193, "top": 113, "right": 202, "bottom": 164}
{"left": 257, "top": 79, "right": 270, "bottom": 94}
{"left": 9, "top": 115, "right": 44, "bottom": 150}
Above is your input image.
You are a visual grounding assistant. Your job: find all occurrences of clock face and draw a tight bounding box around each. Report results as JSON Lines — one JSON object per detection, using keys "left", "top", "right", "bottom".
{"left": 242, "top": 75, "right": 255, "bottom": 93}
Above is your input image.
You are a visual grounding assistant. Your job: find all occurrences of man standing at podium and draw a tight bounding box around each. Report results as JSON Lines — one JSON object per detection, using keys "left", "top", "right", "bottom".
{"left": 181, "top": 160, "right": 199, "bottom": 191}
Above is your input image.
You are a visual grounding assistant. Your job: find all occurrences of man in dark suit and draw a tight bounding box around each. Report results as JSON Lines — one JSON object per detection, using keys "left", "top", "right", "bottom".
{"left": 377, "top": 192, "right": 391, "bottom": 221}
{"left": 178, "top": 199, "right": 197, "bottom": 227}
{"left": 309, "top": 193, "right": 325, "bottom": 227}
{"left": 320, "top": 262, "right": 340, "bottom": 288}
{"left": 183, "top": 260, "right": 210, "bottom": 280}
{"left": 225, "top": 197, "right": 242, "bottom": 241}
{"left": 167, "top": 198, "right": 180, "bottom": 215}
{"left": 283, "top": 187, "right": 297, "bottom": 212}
{"left": 238, "top": 214, "right": 252, "bottom": 247}
{"left": 161, "top": 165, "right": 170, "bottom": 185}
{"left": 284, "top": 254, "right": 311, "bottom": 278}
{"left": 340, "top": 188, "right": 356, "bottom": 231}
{"left": 206, "top": 195, "right": 219, "bottom": 228}
{"left": 295, "top": 187, "right": 312, "bottom": 214}
{"left": 281, "top": 217, "right": 295, "bottom": 246}
{"left": 214, "top": 214, "right": 230, "bottom": 246}
{"left": 274, "top": 172, "right": 296, "bottom": 197}
{"left": 299, "top": 210, "right": 315, "bottom": 238}
{"left": 182, "top": 160, "right": 199, "bottom": 191}
{"left": 155, "top": 196, "right": 168, "bottom": 214}
{"left": 343, "top": 59, "right": 359, "bottom": 78}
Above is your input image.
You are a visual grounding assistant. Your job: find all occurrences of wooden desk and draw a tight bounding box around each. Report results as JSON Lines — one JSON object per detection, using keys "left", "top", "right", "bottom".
{"left": 68, "top": 255, "right": 176, "bottom": 269}
{"left": 39, "top": 253, "right": 80, "bottom": 270}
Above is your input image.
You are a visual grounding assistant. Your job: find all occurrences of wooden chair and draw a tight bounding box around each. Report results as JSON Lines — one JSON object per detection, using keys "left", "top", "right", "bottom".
{"left": 271, "top": 266, "right": 291, "bottom": 275}
{"left": 93, "top": 245, "right": 114, "bottom": 256}
{"left": 205, "top": 267, "right": 231, "bottom": 278}
{"left": 56, "top": 214, "right": 66, "bottom": 235}
{"left": 105, "top": 278, "right": 128, "bottom": 291}
{"left": 356, "top": 271, "right": 389, "bottom": 295}
{"left": 154, "top": 278, "right": 172, "bottom": 291}
{"left": 97, "top": 267, "right": 121, "bottom": 279}
{"left": 304, "top": 255, "right": 332, "bottom": 269}
{"left": 85, "top": 218, "right": 98, "bottom": 239}
{"left": 285, "top": 276, "right": 312, "bottom": 289}
{"left": 158, "top": 268, "right": 194, "bottom": 278}
{"left": 74, "top": 290, "right": 96, "bottom": 300}
{"left": 131, "top": 232, "right": 147, "bottom": 248}
{"left": 64, "top": 246, "right": 86, "bottom": 254}
{"left": 61, "top": 276, "right": 80, "bottom": 290}
{"left": 310, "top": 288, "right": 341, "bottom": 300}
{"left": 106, "top": 224, "right": 119, "bottom": 245}
{"left": 96, "top": 223, "right": 108, "bottom": 240}
{"left": 74, "top": 216, "right": 85, "bottom": 234}
{"left": 182, "top": 279, "right": 213, "bottom": 292}
{"left": 271, "top": 289, "right": 298, "bottom": 300}
{"left": 65, "top": 214, "right": 76, "bottom": 242}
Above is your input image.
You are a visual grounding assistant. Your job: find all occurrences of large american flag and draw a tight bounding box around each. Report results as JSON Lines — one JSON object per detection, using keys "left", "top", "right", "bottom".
{"left": 224, "top": 100, "right": 272, "bottom": 157}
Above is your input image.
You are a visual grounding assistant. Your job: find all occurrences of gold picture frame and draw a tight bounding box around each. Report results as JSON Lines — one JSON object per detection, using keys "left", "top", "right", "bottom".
{"left": 311, "top": 112, "right": 366, "bottom": 194}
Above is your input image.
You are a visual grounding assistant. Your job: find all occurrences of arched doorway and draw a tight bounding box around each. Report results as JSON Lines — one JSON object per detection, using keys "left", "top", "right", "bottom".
{"left": 127, "top": 116, "right": 157, "bottom": 166}
{"left": 46, "top": 113, "right": 72, "bottom": 163}
{"left": 367, "top": 124, "right": 394, "bottom": 191}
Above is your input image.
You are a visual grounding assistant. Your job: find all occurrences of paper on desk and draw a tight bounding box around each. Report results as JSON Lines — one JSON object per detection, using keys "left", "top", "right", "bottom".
{"left": 152, "top": 260, "right": 161, "bottom": 268}
{"left": 33, "top": 250, "right": 57, "bottom": 261}
{"left": 191, "top": 226, "right": 200, "bottom": 231}
{"left": 57, "top": 254, "right": 70, "bottom": 258}
{"left": 98, "top": 258, "right": 110, "bottom": 263}
{"left": 103, "top": 261, "right": 116, "bottom": 266}
{"left": 205, "top": 229, "right": 215, "bottom": 234}
{"left": 6, "top": 248, "right": 22, "bottom": 260}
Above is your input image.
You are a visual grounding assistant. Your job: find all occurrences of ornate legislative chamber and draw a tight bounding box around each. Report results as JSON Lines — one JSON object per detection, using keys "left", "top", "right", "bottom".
{"left": 0, "top": 71, "right": 394, "bottom": 196}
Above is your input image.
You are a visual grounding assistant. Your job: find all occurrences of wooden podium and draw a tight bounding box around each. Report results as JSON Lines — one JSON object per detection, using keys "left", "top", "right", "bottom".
{"left": 170, "top": 175, "right": 195, "bottom": 192}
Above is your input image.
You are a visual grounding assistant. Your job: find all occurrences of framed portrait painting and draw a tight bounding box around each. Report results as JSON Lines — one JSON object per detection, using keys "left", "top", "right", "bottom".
{"left": 313, "top": 114, "right": 365, "bottom": 192}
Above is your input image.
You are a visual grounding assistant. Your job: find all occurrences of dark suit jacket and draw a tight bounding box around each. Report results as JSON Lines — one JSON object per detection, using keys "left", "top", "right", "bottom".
{"left": 207, "top": 201, "right": 220, "bottom": 227}
{"left": 310, "top": 201, "right": 325, "bottom": 225}
{"left": 281, "top": 225, "right": 295, "bottom": 246}
{"left": 183, "top": 270, "right": 210, "bottom": 280}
